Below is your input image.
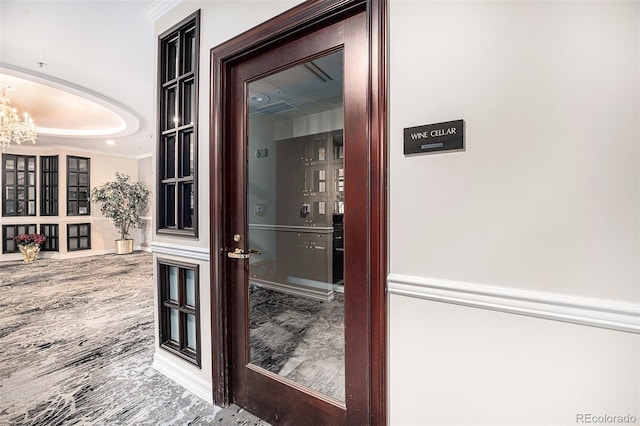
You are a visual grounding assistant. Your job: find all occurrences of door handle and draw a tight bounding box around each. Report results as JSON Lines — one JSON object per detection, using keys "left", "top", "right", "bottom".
{"left": 227, "top": 247, "right": 261, "bottom": 259}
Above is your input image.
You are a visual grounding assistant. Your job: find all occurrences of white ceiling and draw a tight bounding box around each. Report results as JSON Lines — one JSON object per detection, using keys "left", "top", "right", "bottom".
{"left": 0, "top": 0, "right": 163, "bottom": 158}
{"left": 249, "top": 50, "right": 344, "bottom": 118}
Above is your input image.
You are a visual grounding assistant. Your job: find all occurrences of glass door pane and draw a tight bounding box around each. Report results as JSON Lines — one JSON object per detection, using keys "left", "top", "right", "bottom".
{"left": 246, "top": 50, "right": 345, "bottom": 402}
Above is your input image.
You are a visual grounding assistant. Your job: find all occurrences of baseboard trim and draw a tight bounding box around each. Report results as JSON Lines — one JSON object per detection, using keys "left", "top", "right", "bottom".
{"left": 250, "top": 277, "right": 335, "bottom": 302}
{"left": 1, "top": 248, "right": 155, "bottom": 262}
{"left": 150, "top": 241, "right": 210, "bottom": 261}
{"left": 387, "top": 273, "right": 640, "bottom": 334}
{"left": 153, "top": 351, "right": 214, "bottom": 404}
{"left": 17, "top": 248, "right": 113, "bottom": 261}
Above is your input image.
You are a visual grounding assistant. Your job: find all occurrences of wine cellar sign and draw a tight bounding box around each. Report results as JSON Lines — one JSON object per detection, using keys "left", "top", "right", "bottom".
{"left": 404, "top": 119, "right": 464, "bottom": 155}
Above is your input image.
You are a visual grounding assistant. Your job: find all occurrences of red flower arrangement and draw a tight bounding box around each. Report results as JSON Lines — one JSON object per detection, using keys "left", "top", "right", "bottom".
{"left": 14, "top": 233, "right": 47, "bottom": 247}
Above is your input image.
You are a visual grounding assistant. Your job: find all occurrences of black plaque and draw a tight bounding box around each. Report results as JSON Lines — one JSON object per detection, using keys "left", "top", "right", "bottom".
{"left": 404, "top": 119, "right": 464, "bottom": 155}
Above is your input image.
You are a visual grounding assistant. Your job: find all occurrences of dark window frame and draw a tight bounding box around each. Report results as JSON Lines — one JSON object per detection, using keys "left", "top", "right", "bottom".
{"left": 2, "top": 154, "right": 37, "bottom": 217}
{"left": 157, "top": 258, "right": 201, "bottom": 366}
{"left": 40, "top": 155, "right": 59, "bottom": 216}
{"left": 39, "top": 223, "right": 59, "bottom": 252}
{"left": 66, "top": 156, "right": 90, "bottom": 216}
{"left": 2, "top": 224, "right": 37, "bottom": 253}
{"left": 67, "top": 223, "right": 91, "bottom": 251}
{"left": 157, "top": 10, "right": 200, "bottom": 237}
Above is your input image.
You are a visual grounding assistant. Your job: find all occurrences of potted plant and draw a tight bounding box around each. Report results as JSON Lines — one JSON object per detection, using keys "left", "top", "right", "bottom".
{"left": 14, "top": 233, "right": 47, "bottom": 263}
{"left": 90, "top": 172, "right": 150, "bottom": 255}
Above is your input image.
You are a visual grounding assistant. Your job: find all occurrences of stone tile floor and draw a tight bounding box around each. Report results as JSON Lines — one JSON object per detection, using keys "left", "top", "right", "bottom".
{"left": 0, "top": 252, "right": 270, "bottom": 426}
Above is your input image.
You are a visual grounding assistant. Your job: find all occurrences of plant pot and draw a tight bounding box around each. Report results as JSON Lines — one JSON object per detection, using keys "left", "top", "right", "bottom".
{"left": 18, "top": 244, "right": 40, "bottom": 262}
{"left": 115, "top": 239, "right": 134, "bottom": 255}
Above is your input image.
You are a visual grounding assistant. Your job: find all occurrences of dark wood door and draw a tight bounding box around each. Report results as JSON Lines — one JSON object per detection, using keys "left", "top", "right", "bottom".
{"left": 212, "top": 1, "right": 387, "bottom": 424}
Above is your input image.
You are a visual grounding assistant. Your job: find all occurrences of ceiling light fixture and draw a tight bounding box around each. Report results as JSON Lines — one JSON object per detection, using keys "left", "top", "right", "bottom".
{"left": 0, "top": 84, "right": 37, "bottom": 150}
{"left": 249, "top": 92, "right": 270, "bottom": 104}
{"left": 106, "top": 139, "right": 116, "bottom": 145}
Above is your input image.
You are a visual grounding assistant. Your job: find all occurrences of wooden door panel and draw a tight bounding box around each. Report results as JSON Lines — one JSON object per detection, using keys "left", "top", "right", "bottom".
{"left": 210, "top": 1, "right": 387, "bottom": 424}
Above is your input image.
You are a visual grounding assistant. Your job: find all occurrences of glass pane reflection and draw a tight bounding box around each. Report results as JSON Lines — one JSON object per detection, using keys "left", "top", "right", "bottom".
{"left": 169, "top": 308, "right": 179, "bottom": 341}
{"left": 185, "top": 269, "right": 196, "bottom": 306}
{"left": 246, "top": 50, "right": 345, "bottom": 402}
{"left": 168, "top": 266, "right": 179, "bottom": 301}
{"left": 186, "top": 314, "right": 196, "bottom": 350}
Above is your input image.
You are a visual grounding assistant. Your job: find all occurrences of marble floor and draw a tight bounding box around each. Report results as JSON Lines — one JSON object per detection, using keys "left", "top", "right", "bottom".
{"left": 249, "top": 286, "right": 345, "bottom": 402}
{"left": 0, "top": 252, "right": 270, "bottom": 426}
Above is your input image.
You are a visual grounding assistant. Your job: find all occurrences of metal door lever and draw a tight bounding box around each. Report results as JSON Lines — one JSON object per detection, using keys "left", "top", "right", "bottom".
{"left": 227, "top": 247, "right": 261, "bottom": 259}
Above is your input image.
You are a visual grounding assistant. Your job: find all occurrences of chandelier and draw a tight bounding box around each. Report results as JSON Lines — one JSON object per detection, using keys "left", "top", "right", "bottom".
{"left": 0, "top": 84, "right": 37, "bottom": 150}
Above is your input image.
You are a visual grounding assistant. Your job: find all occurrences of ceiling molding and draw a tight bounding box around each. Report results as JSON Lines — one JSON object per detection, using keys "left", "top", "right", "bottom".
{"left": 0, "top": 63, "right": 141, "bottom": 139}
{"left": 0, "top": 2, "right": 154, "bottom": 157}
{"left": 145, "top": 0, "right": 184, "bottom": 21}
{"left": 5, "top": 143, "right": 152, "bottom": 161}
{"left": 136, "top": 152, "right": 154, "bottom": 160}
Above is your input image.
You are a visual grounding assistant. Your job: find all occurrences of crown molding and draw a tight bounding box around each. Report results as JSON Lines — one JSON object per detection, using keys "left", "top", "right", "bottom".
{"left": 145, "top": 0, "right": 184, "bottom": 22}
{"left": 1, "top": 144, "right": 152, "bottom": 160}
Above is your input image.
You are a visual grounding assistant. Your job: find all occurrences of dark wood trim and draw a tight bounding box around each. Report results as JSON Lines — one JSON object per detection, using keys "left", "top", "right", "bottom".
{"left": 209, "top": 1, "right": 365, "bottom": 62}
{"left": 210, "top": 0, "right": 387, "bottom": 423}
{"left": 368, "top": 1, "right": 387, "bottom": 424}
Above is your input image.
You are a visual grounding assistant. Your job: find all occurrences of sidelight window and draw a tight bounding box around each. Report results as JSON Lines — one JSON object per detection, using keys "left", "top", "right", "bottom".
{"left": 2, "top": 154, "right": 36, "bottom": 216}
{"left": 157, "top": 11, "right": 199, "bottom": 236}
{"left": 158, "top": 259, "right": 200, "bottom": 366}
{"left": 67, "top": 223, "right": 91, "bottom": 251}
{"left": 40, "top": 155, "right": 59, "bottom": 216}
{"left": 2, "top": 224, "right": 37, "bottom": 253}
{"left": 67, "top": 156, "right": 90, "bottom": 216}
{"left": 40, "top": 224, "right": 59, "bottom": 252}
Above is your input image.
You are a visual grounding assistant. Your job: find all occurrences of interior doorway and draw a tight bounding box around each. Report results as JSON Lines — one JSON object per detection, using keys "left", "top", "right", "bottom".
{"left": 245, "top": 49, "right": 346, "bottom": 402}
{"left": 210, "top": 1, "right": 387, "bottom": 424}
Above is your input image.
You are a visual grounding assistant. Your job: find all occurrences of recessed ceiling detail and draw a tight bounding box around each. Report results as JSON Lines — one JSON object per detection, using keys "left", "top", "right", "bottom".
{"left": 255, "top": 100, "right": 298, "bottom": 116}
{"left": 0, "top": 66, "right": 140, "bottom": 139}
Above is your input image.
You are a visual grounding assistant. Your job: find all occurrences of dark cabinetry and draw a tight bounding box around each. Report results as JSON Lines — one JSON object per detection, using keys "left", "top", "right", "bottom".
{"left": 274, "top": 130, "right": 344, "bottom": 287}
{"left": 332, "top": 213, "right": 344, "bottom": 283}
{"left": 276, "top": 130, "right": 343, "bottom": 227}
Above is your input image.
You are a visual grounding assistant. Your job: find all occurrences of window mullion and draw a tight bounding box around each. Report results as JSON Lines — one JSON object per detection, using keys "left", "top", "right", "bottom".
{"left": 157, "top": 11, "right": 198, "bottom": 236}
{"left": 178, "top": 268, "right": 185, "bottom": 350}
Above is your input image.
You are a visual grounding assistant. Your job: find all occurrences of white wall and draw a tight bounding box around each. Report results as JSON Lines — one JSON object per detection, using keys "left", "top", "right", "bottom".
{"left": 389, "top": 1, "right": 639, "bottom": 424}
{"left": 248, "top": 115, "right": 278, "bottom": 261}
{"left": 69, "top": 147, "right": 140, "bottom": 252}
{"left": 390, "top": 296, "right": 639, "bottom": 426}
{"left": 150, "top": 1, "right": 640, "bottom": 423}
{"left": 136, "top": 155, "right": 153, "bottom": 249}
{"left": 390, "top": 0, "right": 638, "bottom": 299}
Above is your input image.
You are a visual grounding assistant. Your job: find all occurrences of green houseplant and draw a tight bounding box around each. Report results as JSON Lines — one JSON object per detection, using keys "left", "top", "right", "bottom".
{"left": 90, "top": 172, "right": 150, "bottom": 255}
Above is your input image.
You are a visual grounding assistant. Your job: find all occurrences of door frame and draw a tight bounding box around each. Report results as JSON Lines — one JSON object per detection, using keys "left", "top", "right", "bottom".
{"left": 209, "top": 0, "right": 387, "bottom": 423}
